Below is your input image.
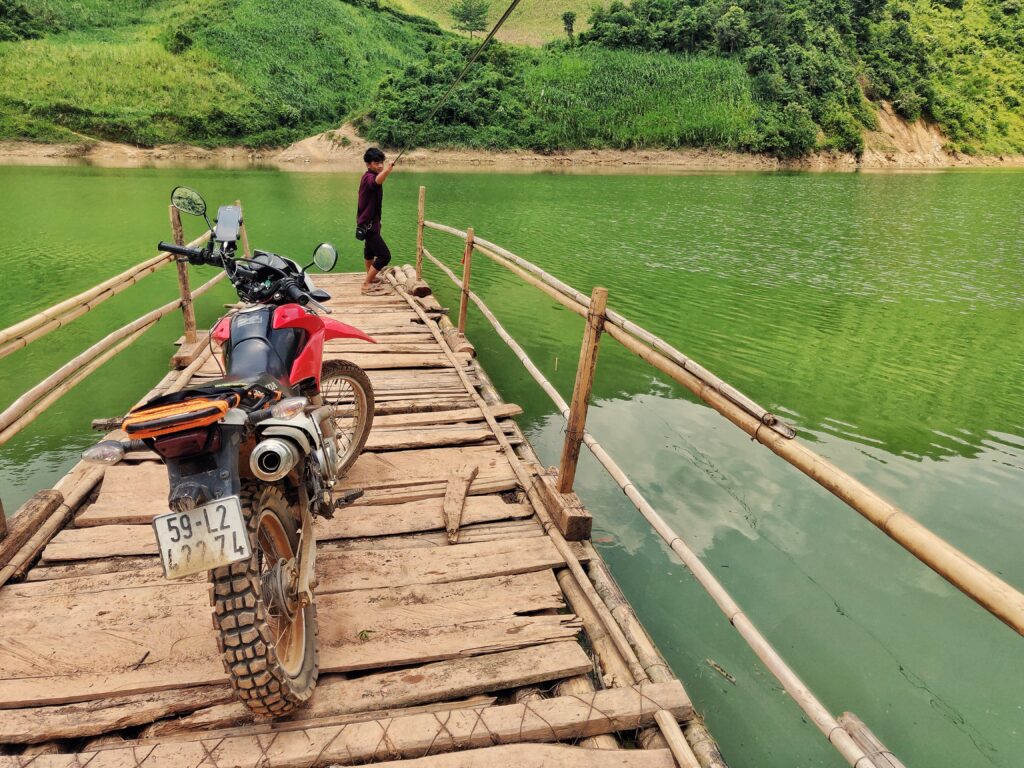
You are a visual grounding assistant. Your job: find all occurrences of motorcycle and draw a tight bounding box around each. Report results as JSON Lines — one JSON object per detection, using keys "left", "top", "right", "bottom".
{"left": 83, "top": 187, "right": 376, "bottom": 716}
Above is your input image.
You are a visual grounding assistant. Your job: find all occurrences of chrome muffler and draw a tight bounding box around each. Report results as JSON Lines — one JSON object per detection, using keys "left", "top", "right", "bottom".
{"left": 250, "top": 438, "right": 302, "bottom": 481}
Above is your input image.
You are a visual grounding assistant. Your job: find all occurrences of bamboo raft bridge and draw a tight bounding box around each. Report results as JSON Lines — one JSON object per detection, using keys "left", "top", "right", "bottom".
{"left": 1, "top": 190, "right": 1021, "bottom": 768}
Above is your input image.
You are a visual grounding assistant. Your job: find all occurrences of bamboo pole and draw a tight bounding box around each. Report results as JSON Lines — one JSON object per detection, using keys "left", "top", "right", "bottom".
{"left": 416, "top": 186, "right": 426, "bottom": 280}
{"left": 170, "top": 206, "right": 197, "bottom": 345}
{"left": 0, "top": 464, "right": 104, "bottom": 588}
{"left": 425, "top": 221, "right": 792, "bottom": 438}
{"left": 425, "top": 221, "right": 1024, "bottom": 636}
{"left": 458, "top": 227, "right": 474, "bottom": 334}
{"left": 421, "top": 251, "right": 853, "bottom": 765}
{"left": 0, "top": 498, "right": 6, "bottom": 542}
{"left": 236, "top": 199, "right": 251, "bottom": 260}
{"left": 0, "top": 325, "right": 150, "bottom": 445}
{"left": 0, "top": 232, "right": 211, "bottom": 358}
{"left": 0, "top": 271, "right": 225, "bottom": 443}
{"left": 559, "top": 286, "right": 607, "bottom": 494}
{"left": 385, "top": 273, "right": 703, "bottom": 766}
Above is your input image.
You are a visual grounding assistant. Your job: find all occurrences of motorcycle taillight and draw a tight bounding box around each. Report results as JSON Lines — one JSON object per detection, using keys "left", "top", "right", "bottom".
{"left": 153, "top": 427, "right": 221, "bottom": 459}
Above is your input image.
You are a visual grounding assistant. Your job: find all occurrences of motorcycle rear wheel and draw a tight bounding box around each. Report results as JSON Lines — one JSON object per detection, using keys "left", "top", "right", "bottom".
{"left": 210, "top": 483, "right": 318, "bottom": 717}
{"left": 319, "top": 359, "right": 374, "bottom": 476}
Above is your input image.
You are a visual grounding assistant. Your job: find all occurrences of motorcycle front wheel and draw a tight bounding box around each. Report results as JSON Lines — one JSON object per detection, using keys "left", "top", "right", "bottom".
{"left": 318, "top": 359, "right": 374, "bottom": 476}
{"left": 210, "top": 483, "right": 318, "bottom": 717}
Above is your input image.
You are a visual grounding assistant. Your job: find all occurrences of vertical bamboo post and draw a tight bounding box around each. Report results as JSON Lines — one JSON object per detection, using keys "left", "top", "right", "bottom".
{"left": 458, "top": 227, "right": 474, "bottom": 334}
{"left": 235, "top": 199, "right": 251, "bottom": 259}
{"left": 416, "top": 186, "right": 426, "bottom": 279}
{"left": 558, "top": 286, "right": 608, "bottom": 494}
{"left": 0, "top": 498, "right": 6, "bottom": 542}
{"left": 169, "top": 205, "right": 197, "bottom": 345}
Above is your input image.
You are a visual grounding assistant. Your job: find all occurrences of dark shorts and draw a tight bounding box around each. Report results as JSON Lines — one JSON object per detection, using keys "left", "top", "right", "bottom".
{"left": 363, "top": 231, "right": 392, "bottom": 270}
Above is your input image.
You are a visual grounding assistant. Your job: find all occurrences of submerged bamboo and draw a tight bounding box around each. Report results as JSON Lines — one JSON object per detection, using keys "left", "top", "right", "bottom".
{"left": 423, "top": 221, "right": 1024, "bottom": 636}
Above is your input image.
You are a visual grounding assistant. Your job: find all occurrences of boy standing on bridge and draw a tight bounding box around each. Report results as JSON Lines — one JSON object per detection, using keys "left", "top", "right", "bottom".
{"left": 357, "top": 147, "right": 396, "bottom": 295}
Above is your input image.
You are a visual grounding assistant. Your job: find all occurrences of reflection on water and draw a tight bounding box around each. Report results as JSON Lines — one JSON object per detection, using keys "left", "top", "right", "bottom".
{"left": 1, "top": 165, "right": 1023, "bottom": 768}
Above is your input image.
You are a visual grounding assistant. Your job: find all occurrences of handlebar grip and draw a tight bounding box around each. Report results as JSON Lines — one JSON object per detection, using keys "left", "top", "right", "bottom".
{"left": 285, "top": 282, "right": 309, "bottom": 305}
{"left": 158, "top": 241, "right": 206, "bottom": 260}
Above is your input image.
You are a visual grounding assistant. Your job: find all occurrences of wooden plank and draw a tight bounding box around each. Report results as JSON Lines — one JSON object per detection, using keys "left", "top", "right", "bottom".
{"left": 325, "top": 343, "right": 441, "bottom": 354}
{"left": 444, "top": 464, "right": 479, "bottom": 544}
{"left": 316, "top": 536, "right": 563, "bottom": 593}
{"left": 0, "top": 570, "right": 573, "bottom": 707}
{"left": 340, "top": 446, "right": 516, "bottom": 494}
{"left": 322, "top": 520, "right": 546, "bottom": 551}
{"left": 0, "top": 686, "right": 235, "bottom": 744}
{"left": 75, "top": 446, "right": 518, "bottom": 526}
{"left": 42, "top": 511, "right": 541, "bottom": 563}
{"left": 0, "top": 490, "right": 63, "bottom": 568}
{"left": 320, "top": 353, "right": 456, "bottom": 370}
{"left": 51, "top": 497, "right": 533, "bottom": 560}
{"left": 8, "top": 683, "right": 690, "bottom": 767}
{"left": 74, "top": 463, "right": 168, "bottom": 526}
{"left": 318, "top": 496, "right": 532, "bottom": 540}
{"left": 366, "top": 425, "right": 495, "bottom": 451}
{"left": 360, "top": 745, "right": 679, "bottom": 768}
{"left": 144, "top": 641, "right": 592, "bottom": 736}
{"left": 372, "top": 403, "right": 521, "bottom": 427}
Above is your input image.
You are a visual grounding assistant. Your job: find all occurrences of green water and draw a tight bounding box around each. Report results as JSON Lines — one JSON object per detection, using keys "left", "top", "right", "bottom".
{"left": 1, "top": 165, "right": 1022, "bottom": 767}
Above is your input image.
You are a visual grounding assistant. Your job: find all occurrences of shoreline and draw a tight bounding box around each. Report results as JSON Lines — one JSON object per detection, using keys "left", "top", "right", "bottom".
{"left": 2, "top": 132, "right": 1023, "bottom": 174}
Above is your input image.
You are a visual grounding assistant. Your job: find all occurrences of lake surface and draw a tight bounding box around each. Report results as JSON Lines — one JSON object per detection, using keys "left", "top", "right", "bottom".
{"left": 1, "top": 164, "right": 1022, "bottom": 767}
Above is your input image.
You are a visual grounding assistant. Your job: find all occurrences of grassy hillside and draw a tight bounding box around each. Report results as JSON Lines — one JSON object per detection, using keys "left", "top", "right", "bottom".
{"left": 1, "top": 0, "right": 1021, "bottom": 155}
{"left": 0, "top": 0, "right": 438, "bottom": 145}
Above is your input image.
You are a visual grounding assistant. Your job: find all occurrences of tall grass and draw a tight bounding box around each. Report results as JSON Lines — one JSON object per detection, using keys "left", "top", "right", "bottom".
{"left": 0, "top": 0, "right": 434, "bottom": 146}
{"left": 527, "top": 49, "right": 759, "bottom": 149}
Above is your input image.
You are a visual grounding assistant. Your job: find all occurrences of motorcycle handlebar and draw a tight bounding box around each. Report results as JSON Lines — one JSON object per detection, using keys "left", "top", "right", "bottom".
{"left": 284, "top": 282, "right": 309, "bottom": 305}
{"left": 158, "top": 241, "right": 206, "bottom": 260}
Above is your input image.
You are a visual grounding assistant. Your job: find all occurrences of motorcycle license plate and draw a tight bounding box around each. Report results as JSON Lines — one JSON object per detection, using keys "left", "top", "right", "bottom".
{"left": 153, "top": 496, "right": 251, "bottom": 580}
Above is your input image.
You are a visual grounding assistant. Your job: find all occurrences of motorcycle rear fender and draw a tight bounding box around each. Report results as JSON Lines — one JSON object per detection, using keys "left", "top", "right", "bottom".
{"left": 163, "top": 419, "right": 245, "bottom": 511}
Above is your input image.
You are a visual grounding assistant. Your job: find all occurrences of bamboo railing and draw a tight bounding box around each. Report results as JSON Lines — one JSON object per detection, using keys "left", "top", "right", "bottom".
{"left": 415, "top": 186, "right": 1020, "bottom": 767}
{"left": 0, "top": 203, "right": 247, "bottom": 449}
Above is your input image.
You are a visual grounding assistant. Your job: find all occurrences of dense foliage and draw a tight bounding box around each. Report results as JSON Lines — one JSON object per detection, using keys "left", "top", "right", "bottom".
{"left": 0, "top": 0, "right": 1021, "bottom": 154}
{"left": 362, "top": 41, "right": 761, "bottom": 150}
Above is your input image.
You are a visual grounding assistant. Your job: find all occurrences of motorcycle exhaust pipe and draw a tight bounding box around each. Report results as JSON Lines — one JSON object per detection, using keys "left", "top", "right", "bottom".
{"left": 250, "top": 438, "right": 302, "bottom": 481}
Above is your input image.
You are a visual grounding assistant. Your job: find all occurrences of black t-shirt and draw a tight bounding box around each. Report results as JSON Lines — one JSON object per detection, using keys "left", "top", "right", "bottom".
{"left": 357, "top": 170, "right": 383, "bottom": 233}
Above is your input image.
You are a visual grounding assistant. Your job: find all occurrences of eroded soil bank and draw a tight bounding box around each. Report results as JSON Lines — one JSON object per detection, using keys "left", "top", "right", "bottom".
{"left": 3, "top": 109, "right": 1022, "bottom": 172}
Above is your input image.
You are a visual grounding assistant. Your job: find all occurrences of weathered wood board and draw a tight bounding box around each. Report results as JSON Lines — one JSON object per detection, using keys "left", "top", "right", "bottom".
{"left": 0, "top": 683, "right": 689, "bottom": 768}
{"left": 144, "top": 641, "right": 593, "bottom": 737}
{"left": 0, "top": 567, "right": 573, "bottom": 707}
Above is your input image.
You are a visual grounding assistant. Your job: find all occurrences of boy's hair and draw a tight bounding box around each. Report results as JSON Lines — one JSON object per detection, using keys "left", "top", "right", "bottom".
{"left": 364, "top": 147, "right": 386, "bottom": 164}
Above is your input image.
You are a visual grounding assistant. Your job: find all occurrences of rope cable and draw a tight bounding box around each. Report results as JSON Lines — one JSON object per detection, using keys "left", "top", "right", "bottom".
{"left": 392, "top": 0, "right": 525, "bottom": 163}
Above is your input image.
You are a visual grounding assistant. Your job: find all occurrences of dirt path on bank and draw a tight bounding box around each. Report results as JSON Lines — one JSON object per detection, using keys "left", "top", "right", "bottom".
{"left": 3, "top": 113, "right": 1023, "bottom": 172}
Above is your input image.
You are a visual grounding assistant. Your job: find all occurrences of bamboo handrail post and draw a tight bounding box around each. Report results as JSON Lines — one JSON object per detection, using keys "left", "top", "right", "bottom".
{"left": 236, "top": 199, "right": 251, "bottom": 260}
{"left": 0, "top": 498, "right": 6, "bottom": 542}
{"left": 169, "top": 205, "right": 197, "bottom": 346}
{"left": 558, "top": 286, "right": 608, "bottom": 494}
{"left": 416, "top": 186, "right": 426, "bottom": 279}
{"left": 458, "top": 227, "right": 474, "bottom": 333}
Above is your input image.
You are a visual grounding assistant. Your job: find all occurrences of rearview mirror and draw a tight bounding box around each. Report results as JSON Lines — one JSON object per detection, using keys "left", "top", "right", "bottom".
{"left": 312, "top": 243, "right": 338, "bottom": 272}
{"left": 171, "top": 187, "right": 207, "bottom": 218}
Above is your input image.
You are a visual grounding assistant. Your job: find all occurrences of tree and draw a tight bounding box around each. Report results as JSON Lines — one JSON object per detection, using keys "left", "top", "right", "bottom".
{"left": 562, "top": 11, "right": 577, "bottom": 41}
{"left": 451, "top": 0, "right": 489, "bottom": 38}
